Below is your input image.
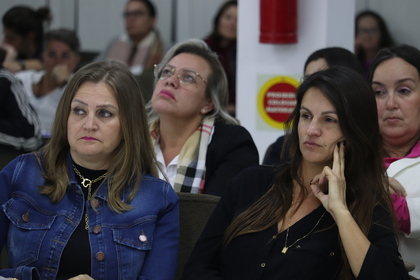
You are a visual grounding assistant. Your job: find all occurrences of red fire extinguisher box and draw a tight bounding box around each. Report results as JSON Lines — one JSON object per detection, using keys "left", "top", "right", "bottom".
{"left": 260, "top": 0, "right": 298, "bottom": 44}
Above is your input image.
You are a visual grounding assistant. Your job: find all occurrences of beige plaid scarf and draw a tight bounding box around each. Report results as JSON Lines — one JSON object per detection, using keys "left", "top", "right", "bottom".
{"left": 150, "top": 117, "right": 215, "bottom": 193}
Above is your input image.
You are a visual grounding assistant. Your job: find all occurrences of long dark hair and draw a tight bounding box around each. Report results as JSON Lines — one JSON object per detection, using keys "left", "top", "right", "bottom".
{"left": 355, "top": 10, "right": 395, "bottom": 69}
{"left": 355, "top": 10, "right": 395, "bottom": 49}
{"left": 224, "top": 66, "right": 392, "bottom": 279}
{"left": 208, "top": 0, "right": 237, "bottom": 44}
{"left": 304, "top": 47, "right": 363, "bottom": 75}
{"left": 127, "top": 0, "right": 157, "bottom": 17}
{"left": 368, "top": 44, "right": 420, "bottom": 83}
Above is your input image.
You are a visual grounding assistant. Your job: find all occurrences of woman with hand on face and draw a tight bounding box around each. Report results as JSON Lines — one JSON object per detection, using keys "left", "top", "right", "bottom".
{"left": 147, "top": 38, "right": 259, "bottom": 196}
{"left": 1, "top": 5, "right": 51, "bottom": 73}
{"left": 182, "top": 66, "right": 408, "bottom": 280}
{"left": 0, "top": 61, "right": 179, "bottom": 280}
{"left": 263, "top": 47, "right": 363, "bottom": 166}
{"left": 16, "top": 28, "right": 81, "bottom": 138}
{"left": 368, "top": 45, "right": 420, "bottom": 278}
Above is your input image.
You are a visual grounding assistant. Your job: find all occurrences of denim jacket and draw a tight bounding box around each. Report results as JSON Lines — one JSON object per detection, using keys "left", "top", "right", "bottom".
{"left": 0, "top": 153, "right": 180, "bottom": 280}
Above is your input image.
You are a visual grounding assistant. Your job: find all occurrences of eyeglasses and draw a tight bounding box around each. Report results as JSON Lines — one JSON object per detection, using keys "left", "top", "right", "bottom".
{"left": 156, "top": 65, "right": 207, "bottom": 85}
{"left": 357, "top": 28, "right": 379, "bottom": 35}
{"left": 123, "top": 11, "right": 148, "bottom": 19}
{"left": 45, "top": 51, "right": 75, "bottom": 60}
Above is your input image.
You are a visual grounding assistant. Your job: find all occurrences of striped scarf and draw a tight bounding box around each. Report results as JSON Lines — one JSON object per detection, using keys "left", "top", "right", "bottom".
{"left": 150, "top": 117, "right": 215, "bottom": 193}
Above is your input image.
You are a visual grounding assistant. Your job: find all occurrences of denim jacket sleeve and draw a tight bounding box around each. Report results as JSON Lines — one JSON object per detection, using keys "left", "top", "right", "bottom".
{"left": 138, "top": 178, "right": 180, "bottom": 280}
{"left": 0, "top": 267, "right": 40, "bottom": 280}
{"left": 0, "top": 156, "right": 41, "bottom": 279}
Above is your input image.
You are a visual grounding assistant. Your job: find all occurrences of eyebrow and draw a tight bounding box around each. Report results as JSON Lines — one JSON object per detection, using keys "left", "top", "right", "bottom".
{"left": 71, "top": 99, "right": 118, "bottom": 111}
{"left": 165, "top": 64, "right": 197, "bottom": 72}
{"left": 372, "top": 77, "right": 417, "bottom": 86}
{"left": 300, "top": 106, "right": 337, "bottom": 115}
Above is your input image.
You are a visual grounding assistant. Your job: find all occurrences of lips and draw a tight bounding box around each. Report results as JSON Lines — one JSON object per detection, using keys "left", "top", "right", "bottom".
{"left": 158, "top": 89, "right": 175, "bottom": 100}
{"left": 81, "top": 137, "right": 97, "bottom": 141}
{"left": 303, "top": 140, "right": 322, "bottom": 147}
{"left": 384, "top": 115, "right": 402, "bottom": 123}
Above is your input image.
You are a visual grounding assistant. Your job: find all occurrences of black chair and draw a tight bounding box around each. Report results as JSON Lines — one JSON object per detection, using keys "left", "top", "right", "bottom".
{"left": 176, "top": 192, "right": 220, "bottom": 280}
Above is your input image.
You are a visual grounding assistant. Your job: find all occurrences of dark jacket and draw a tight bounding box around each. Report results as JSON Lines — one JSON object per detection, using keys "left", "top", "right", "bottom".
{"left": 0, "top": 67, "right": 41, "bottom": 151}
{"left": 202, "top": 122, "right": 259, "bottom": 196}
{"left": 263, "top": 135, "right": 285, "bottom": 166}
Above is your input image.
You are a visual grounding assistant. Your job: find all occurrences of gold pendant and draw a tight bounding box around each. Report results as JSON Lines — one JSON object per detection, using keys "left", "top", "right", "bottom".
{"left": 81, "top": 178, "right": 92, "bottom": 188}
{"left": 281, "top": 247, "right": 288, "bottom": 254}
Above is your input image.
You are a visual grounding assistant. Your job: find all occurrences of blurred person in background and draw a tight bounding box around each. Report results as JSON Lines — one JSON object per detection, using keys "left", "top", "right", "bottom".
{"left": 1, "top": 5, "right": 51, "bottom": 73}
{"left": 204, "top": 0, "right": 237, "bottom": 116}
{"left": 96, "top": 0, "right": 164, "bottom": 76}
{"left": 0, "top": 47, "right": 42, "bottom": 170}
{"left": 16, "top": 28, "right": 80, "bottom": 139}
{"left": 355, "top": 10, "right": 395, "bottom": 76}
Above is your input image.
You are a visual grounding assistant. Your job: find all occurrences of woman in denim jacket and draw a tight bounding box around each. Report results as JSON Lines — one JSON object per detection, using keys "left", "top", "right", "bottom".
{"left": 0, "top": 60, "right": 180, "bottom": 280}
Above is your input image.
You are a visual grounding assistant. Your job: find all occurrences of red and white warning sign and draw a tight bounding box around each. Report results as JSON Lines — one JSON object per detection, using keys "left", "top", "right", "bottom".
{"left": 257, "top": 76, "right": 300, "bottom": 129}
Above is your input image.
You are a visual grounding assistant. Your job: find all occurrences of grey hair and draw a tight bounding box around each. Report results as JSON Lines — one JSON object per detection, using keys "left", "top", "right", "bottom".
{"left": 146, "top": 38, "right": 238, "bottom": 125}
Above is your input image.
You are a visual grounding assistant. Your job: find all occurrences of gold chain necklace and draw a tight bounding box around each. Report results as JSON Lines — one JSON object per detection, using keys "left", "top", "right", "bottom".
{"left": 281, "top": 210, "right": 327, "bottom": 254}
{"left": 73, "top": 165, "right": 107, "bottom": 230}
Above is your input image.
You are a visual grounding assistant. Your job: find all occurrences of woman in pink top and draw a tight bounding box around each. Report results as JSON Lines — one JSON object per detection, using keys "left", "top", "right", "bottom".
{"left": 368, "top": 44, "right": 420, "bottom": 278}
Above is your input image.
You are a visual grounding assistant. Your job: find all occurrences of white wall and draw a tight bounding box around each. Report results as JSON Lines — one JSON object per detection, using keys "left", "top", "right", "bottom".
{"left": 176, "top": 0, "right": 226, "bottom": 43}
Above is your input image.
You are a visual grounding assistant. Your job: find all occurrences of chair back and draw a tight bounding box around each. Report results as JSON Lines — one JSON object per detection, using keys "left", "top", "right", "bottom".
{"left": 176, "top": 192, "right": 220, "bottom": 280}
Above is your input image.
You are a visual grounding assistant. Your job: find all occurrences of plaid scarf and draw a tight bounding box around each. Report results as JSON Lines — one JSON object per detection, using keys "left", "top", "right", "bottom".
{"left": 150, "top": 117, "right": 215, "bottom": 193}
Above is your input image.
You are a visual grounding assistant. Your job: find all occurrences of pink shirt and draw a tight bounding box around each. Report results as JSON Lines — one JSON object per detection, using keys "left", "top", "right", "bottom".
{"left": 386, "top": 140, "right": 420, "bottom": 233}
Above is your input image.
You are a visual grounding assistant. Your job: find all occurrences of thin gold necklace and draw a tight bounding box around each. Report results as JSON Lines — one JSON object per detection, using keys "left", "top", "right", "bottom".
{"left": 73, "top": 165, "right": 107, "bottom": 230}
{"left": 281, "top": 210, "right": 327, "bottom": 254}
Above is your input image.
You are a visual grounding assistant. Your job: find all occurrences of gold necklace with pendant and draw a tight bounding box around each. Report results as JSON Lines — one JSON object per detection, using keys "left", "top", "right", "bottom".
{"left": 73, "top": 165, "right": 107, "bottom": 230}
{"left": 281, "top": 210, "right": 327, "bottom": 254}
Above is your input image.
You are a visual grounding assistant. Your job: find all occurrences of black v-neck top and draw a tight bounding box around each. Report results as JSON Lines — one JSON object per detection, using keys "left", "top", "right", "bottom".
{"left": 56, "top": 162, "right": 107, "bottom": 279}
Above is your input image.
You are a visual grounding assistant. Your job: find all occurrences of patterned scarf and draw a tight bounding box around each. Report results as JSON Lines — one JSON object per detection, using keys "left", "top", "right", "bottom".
{"left": 150, "top": 117, "right": 215, "bottom": 193}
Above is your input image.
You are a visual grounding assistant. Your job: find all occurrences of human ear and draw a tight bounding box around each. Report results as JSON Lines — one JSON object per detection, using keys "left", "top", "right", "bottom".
{"left": 201, "top": 100, "right": 214, "bottom": 114}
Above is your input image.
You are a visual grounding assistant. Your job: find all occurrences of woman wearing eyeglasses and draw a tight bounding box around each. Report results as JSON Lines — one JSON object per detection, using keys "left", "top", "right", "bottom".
{"left": 355, "top": 10, "right": 395, "bottom": 76}
{"left": 146, "top": 39, "right": 259, "bottom": 196}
